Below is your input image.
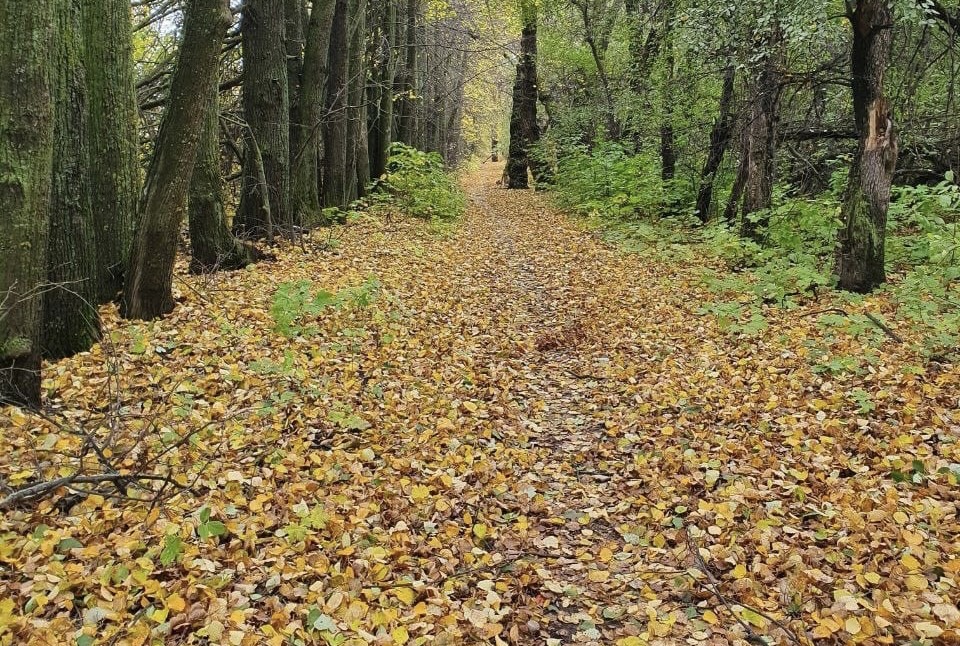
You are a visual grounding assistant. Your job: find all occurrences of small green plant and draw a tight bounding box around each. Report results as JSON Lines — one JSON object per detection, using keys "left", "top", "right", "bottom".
{"left": 197, "top": 506, "right": 227, "bottom": 541}
{"left": 270, "top": 277, "right": 381, "bottom": 337}
{"left": 370, "top": 143, "right": 465, "bottom": 221}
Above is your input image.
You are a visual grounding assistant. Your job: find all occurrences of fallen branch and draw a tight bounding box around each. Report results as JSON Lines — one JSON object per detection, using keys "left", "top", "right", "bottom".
{"left": 683, "top": 528, "right": 805, "bottom": 646}
{"left": 802, "top": 307, "right": 903, "bottom": 343}
{"left": 0, "top": 473, "right": 185, "bottom": 511}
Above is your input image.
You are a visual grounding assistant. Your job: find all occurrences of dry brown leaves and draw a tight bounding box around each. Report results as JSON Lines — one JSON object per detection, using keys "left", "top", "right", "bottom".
{"left": 1, "top": 164, "right": 959, "bottom": 646}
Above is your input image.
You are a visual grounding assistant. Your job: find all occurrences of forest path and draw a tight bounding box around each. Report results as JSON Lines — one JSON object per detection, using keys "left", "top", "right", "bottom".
{"left": 7, "top": 164, "right": 959, "bottom": 646}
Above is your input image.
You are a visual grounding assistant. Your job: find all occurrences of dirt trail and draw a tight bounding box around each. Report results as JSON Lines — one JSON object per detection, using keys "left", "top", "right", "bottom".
{"left": 4, "top": 164, "right": 958, "bottom": 645}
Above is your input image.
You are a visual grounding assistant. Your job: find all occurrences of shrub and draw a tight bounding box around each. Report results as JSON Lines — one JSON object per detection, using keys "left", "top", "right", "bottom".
{"left": 370, "top": 143, "right": 466, "bottom": 221}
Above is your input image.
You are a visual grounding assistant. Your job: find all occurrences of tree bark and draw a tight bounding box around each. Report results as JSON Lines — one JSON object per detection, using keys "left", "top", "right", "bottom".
{"left": 291, "top": 0, "right": 336, "bottom": 223}
{"left": 395, "top": 0, "right": 420, "bottom": 147}
{"left": 695, "top": 63, "right": 736, "bottom": 222}
{"left": 189, "top": 67, "right": 261, "bottom": 274}
{"left": 122, "top": 0, "right": 232, "bottom": 320}
{"left": 346, "top": 0, "right": 369, "bottom": 201}
{"left": 236, "top": 0, "right": 291, "bottom": 238}
{"left": 43, "top": 0, "right": 101, "bottom": 360}
{"left": 0, "top": 0, "right": 54, "bottom": 406}
{"left": 836, "top": 0, "right": 897, "bottom": 293}
{"left": 505, "top": 3, "right": 541, "bottom": 189}
{"left": 322, "top": 0, "right": 349, "bottom": 209}
{"left": 368, "top": 0, "right": 398, "bottom": 179}
{"left": 286, "top": 0, "right": 304, "bottom": 223}
{"left": 729, "top": 27, "right": 783, "bottom": 241}
{"left": 82, "top": 0, "right": 139, "bottom": 303}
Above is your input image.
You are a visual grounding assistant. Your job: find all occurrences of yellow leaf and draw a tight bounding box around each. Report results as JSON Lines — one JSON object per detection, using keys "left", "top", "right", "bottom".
{"left": 893, "top": 511, "right": 909, "bottom": 525}
{"left": 588, "top": 569, "right": 610, "bottom": 582}
{"left": 845, "top": 617, "right": 861, "bottom": 635}
{"left": 462, "top": 401, "right": 478, "bottom": 412}
{"left": 472, "top": 523, "right": 487, "bottom": 540}
{"left": 900, "top": 554, "right": 921, "bottom": 571}
{"left": 166, "top": 594, "right": 186, "bottom": 613}
{"left": 732, "top": 563, "right": 747, "bottom": 579}
{"left": 864, "top": 572, "right": 881, "bottom": 585}
{"left": 394, "top": 587, "right": 416, "bottom": 606}
{"left": 905, "top": 574, "right": 928, "bottom": 591}
{"left": 616, "top": 638, "right": 647, "bottom": 646}
{"left": 392, "top": 626, "right": 410, "bottom": 644}
{"left": 599, "top": 547, "right": 614, "bottom": 563}
{"left": 410, "top": 484, "right": 430, "bottom": 502}
{"left": 702, "top": 609, "right": 718, "bottom": 625}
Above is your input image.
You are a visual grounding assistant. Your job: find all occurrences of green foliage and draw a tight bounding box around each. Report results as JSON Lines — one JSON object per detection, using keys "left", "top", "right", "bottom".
{"left": 370, "top": 143, "right": 466, "bottom": 221}
{"left": 549, "top": 142, "right": 691, "bottom": 221}
{"left": 270, "top": 277, "right": 381, "bottom": 338}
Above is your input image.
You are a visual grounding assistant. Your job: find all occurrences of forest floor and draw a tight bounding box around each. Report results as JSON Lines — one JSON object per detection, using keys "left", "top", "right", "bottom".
{"left": 2, "top": 164, "right": 960, "bottom": 646}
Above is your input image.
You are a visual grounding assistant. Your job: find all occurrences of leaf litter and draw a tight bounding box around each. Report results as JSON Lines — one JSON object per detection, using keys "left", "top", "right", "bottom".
{"left": 1, "top": 164, "right": 959, "bottom": 645}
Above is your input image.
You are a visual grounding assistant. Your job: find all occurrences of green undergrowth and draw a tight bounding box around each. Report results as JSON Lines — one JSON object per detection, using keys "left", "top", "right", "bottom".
{"left": 548, "top": 144, "right": 960, "bottom": 364}
{"left": 308, "top": 144, "right": 466, "bottom": 231}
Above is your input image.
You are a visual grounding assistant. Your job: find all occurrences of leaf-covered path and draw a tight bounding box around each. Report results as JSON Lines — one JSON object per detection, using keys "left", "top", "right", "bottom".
{"left": 3, "top": 165, "right": 960, "bottom": 645}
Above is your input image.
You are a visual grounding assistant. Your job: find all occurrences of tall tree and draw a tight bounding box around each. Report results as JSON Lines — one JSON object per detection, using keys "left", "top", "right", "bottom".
{"left": 123, "top": 0, "right": 232, "bottom": 319}
{"left": 726, "top": 24, "right": 784, "bottom": 239}
{"left": 836, "top": 0, "right": 898, "bottom": 292}
{"left": 43, "top": 0, "right": 101, "bottom": 359}
{"left": 369, "top": 0, "right": 399, "bottom": 180}
{"left": 322, "top": 0, "right": 350, "bottom": 209}
{"left": 0, "top": 0, "right": 54, "bottom": 406}
{"left": 82, "top": 0, "right": 140, "bottom": 303}
{"left": 235, "top": 0, "right": 291, "bottom": 238}
{"left": 505, "top": 0, "right": 541, "bottom": 189}
{"left": 346, "top": 0, "right": 370, "bottom": 200}
{"left": 695, "top": 62, "right": 737, "bottom": 221}
{"left": 189, "top": 65, "right": 261, "bottom": 273}
{"left": 291, "top": 0, "right": 337, "bottom": 222}
{"left": 395, "top": 0, "right": 421, "bottom": 147}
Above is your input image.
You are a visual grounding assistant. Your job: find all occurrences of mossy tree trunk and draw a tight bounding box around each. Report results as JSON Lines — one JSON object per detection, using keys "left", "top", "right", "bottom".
{"left": 291, "top": 0, "right": 336, "bottom": 224}
{"left": 369, "top": 0, "right": 398, "bottom": 180}
{"left": 189, "top": 68, "right": 261, "bottom": 274}
{"left": 346, "top": 0, "right": 369, "bottom": 201}
{"left": 0, "top": 0, "right": 54, "bottom": 407}
{"left": 730, "top": 27, "right": 783, "bottom": 241}
{"left": 322, "top": 0, "right": 350, "bottom": 209}
{"left": 82, "top": 0, "right": 139, "bottom": 304}
{"left": 286, "top": 0, "right": 304, "bottom": 227}
{"left": 395, "top": 0, "right": 420, "bottom": 147}
{"left": 122, "top": 0, "right": 232, "bottom": 320}
{"left": 695, "top": 63, "right": 736, "bottom": 222}
{"left": 505, "top": 1, "right": 541, "bottom": 189}
{"left": 836, "top": 0, "right": 897, "bottom": 293}
{"left": 236, "top": 0, "right": 291, "bottom": 238}
{"left": 43, "top": 0, "right": 101, "bottom": 360}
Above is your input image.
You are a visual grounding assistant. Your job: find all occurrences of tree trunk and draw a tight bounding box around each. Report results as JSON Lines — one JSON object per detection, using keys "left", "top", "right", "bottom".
{"left": 189, "top": 68, "right": 261, "bottom": 273}
{"left": 43, "top": 0, "right": 101, "bottom": 360}
{"left": 505, "top": 3, "right": 540, "bottom": 189}
{"left": 346, "top": 0, "right": 369, "bottom": 201}
{"left": 0, "top": 0, "right": 54, "bottom": 407}
{"left": 286, "top": 0, "right": 304, "bottom": 225}
{"left": 730, "top": 27, "right": 783, "bottom": 241}
{"left": 659, "top": 40, "right": 676, "bottom": 182}
{"left": 322, "top": 0, "right": 349, "bottom": 209}
{"left": 623, "top": 0, "right": 666, "bottom": 149}
{"left": 836, "top": 0, "right": 897, "bottom": 293}
{"left": 368, "top": 0, "right": 398, "bottom": 179}
{"left": 82, "top": 0, "right": 139, "bottom": 303}
{"left": 122, "top": 0, "right": 232, "bottom": 320}
{"left": 236, "top": 0, "right": 291, "bottom": 238}
{"left": 291, "top": 0, "right": 336, "bottom": 224}
{"left": 695, "top": 63, "right": 736, "bottom": 222}
{"left": 395, "top": 0, "right": 420, "bottom": 146}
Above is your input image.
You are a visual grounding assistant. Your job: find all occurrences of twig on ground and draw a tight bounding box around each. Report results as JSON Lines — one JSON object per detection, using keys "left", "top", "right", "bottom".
{"left": 802, "top": 307, "right": 903, "bottom": 343}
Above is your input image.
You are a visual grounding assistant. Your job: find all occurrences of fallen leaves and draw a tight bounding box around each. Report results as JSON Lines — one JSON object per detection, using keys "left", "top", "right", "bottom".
{"left": 0, "top": 164, "right": 958, "bottom": 645}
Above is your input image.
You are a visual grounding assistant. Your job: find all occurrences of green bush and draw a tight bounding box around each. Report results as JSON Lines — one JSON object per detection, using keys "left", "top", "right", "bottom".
{"left": 549, "top": 142, "right": 693, "bottom": 221}
{"left": 370, "top": 143, "right": 465, "bottom": 221}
